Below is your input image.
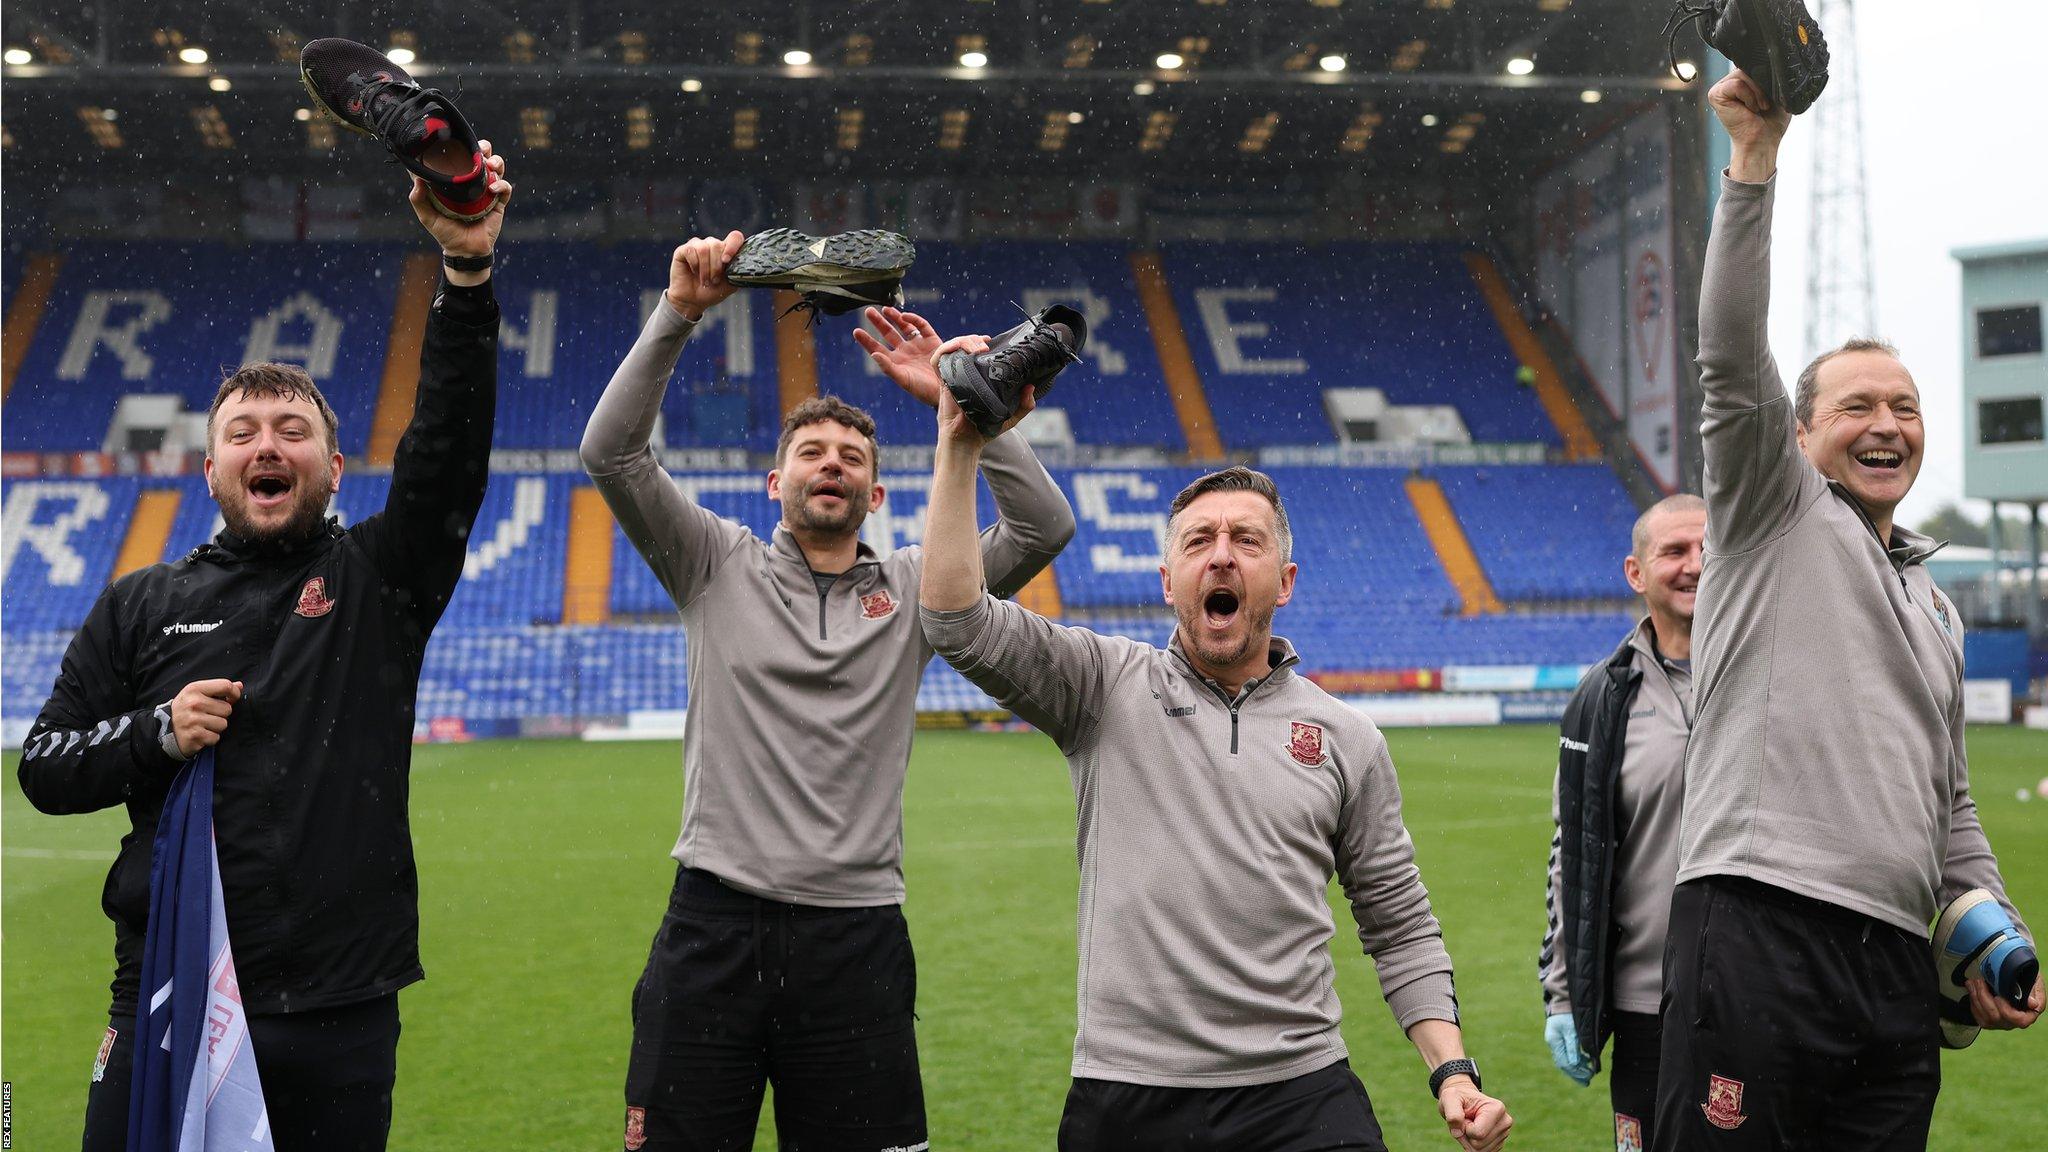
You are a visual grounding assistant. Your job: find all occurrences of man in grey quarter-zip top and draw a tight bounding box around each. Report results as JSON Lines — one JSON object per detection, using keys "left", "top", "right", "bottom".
{"left": 1653, "top": 68, "right": 2040, "bottom": 1151}
{"left": 918, "top": 356, "right": 1513, "bottom": 1151}
{"left": 580, "top": 232, "right": 1075, "bottom": 1151}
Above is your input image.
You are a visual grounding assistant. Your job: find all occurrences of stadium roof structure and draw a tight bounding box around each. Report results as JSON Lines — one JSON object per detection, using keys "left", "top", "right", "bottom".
{"left": 2, "top": 0, "right": 1691, "bottom": 182}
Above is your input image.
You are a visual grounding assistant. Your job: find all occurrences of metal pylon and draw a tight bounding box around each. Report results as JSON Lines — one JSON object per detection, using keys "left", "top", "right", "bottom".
{"left": 1804, "top": 0, "right": 1878, "bottom": 360}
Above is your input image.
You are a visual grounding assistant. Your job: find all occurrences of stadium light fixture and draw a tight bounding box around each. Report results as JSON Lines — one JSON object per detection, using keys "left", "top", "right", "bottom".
{"left": 959, "top": 51, "right": 988, "bottom": 69}
{"left": 1580, "top": 88, "right": 1602, "bottom": 104}
{"left": 208, "top": 76, "right": 232, "bottom": 92}
{"left": 681, "top": 78, "right": 704, "bottom": 93}
{"left": 4, "top": 48, "right": 31, "bottom": 66}
{"left": 294, "top": 107, "right": 313, "bottom": 121}
{"left": 1506, "top": 56, "right": 1535, "bottom": 76}
{"left": 1420, "top": 113, "right": 1439, "bottom": 127}
{"left": 179, "top": 47, "right": 209, "bottom": 65}
{"left": 1673, "top": 59, "right": 1698, "bottom": 81}
{"left": 386, "top": 47, "right": 417, "bottom": 66}
{"left": 783, "top": 49, "right": 813, "bottom": 67}
{"left": 1133, "top": 80, "right": 1156, "bottom": 96}
{"left": 1319, "top": 55, "right": 1346, "bottom": 73}
{"left": 1067, "top": 111, "right": 1085, "bottom": 125}
{"left": 1156, "top": 52, "right": 1184, "bottom": 70}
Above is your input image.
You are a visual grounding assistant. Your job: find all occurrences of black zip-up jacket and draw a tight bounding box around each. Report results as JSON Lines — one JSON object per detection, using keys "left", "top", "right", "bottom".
{"left": 17, "top": 274, "right": 497, "bottom": 1017}
{"left": 1538, "top": 633, "right": 1640, "bottom": 1074}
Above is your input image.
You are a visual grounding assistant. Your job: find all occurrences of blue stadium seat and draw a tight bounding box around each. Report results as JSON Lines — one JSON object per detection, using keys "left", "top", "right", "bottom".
{"left": 1434, "top": 464, "right": 1638, "bottom": 600}
{"left": 1157, "top": 242, "right": 1554, "bottom": 449}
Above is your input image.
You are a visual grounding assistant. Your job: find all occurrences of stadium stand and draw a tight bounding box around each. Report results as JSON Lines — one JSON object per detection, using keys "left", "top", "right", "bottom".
{"left": 1157, "top": 242, "right": 1558, "bottom": 449}
{"left": 1433, "top": 463, "right": 1639, "bottom": 601}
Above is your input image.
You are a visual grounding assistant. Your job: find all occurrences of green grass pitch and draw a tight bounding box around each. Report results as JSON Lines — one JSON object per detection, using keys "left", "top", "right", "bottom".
{"left": 6, "top": 725, "right": 2044, "bottom": 1149}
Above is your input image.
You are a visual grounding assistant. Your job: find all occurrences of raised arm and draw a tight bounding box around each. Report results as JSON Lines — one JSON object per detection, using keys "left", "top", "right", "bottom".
{"left": 855, "top": 310, "right": 1076, "bottom": 597}
{"left": 578, "top": 233, "right": 753, "bottom": 610}
{"left": 920, "top": 382, "right": 1118, "bottom": 753}
{"left": 1697, "top": 72, "right": 1820, "bottom": 556}
{"left": 1332, "top": 730, "right": 1511, "bottom": 1150}
{"left": 351, "top": 144, "right": 510, "bottom": 629}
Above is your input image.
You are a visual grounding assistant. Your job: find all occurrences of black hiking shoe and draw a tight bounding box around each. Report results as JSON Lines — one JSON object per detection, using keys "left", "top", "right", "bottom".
{"left": 939, "top": 304, "right": 1087, "bottom": 438}
{"left": 300, "top": 38, "right": 496, "bottom": 220}
{"left": 1664, "top": 0, "right": 1830, "bottom": 114}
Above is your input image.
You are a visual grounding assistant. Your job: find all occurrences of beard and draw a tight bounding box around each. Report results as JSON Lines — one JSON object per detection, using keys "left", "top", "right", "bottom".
{"left": 215, "top": 471, "right": 334, "bottom": 549}
{"left": 1174, "top": 595, "right": 1275, "bottom": 674}
{"left": 785, "top": 476, "right": 871, "bottom": 537}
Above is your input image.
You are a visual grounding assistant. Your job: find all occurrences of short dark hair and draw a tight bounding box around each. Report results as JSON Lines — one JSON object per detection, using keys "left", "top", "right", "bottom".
{"left": 1631, "top": 493, "right": 1707, "bottom": 562}
{"left": 775, "top": 395, "right": 880, "bottom": 470}
{"left": 206, "top": 363, "right": 340, "bottom": 456}
{"left": 1794, "top": 337, "right": 1901, "bottom": 428}
{"left": 1167, "top": 466, "right": 1292, "bottom": 564}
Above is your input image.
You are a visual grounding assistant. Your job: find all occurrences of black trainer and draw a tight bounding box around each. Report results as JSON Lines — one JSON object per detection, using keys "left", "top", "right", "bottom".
{"left": 1664, "top": 0, "right": 1830, "bottom": 115}
{"left": 300, "top": 38, "right": 496, "bottom": 221}
{"left": 938, "top": 305, "right": 1086, "bottom": 438}
{"left": 728, "top": 228, "right": 915, "bottom": 320}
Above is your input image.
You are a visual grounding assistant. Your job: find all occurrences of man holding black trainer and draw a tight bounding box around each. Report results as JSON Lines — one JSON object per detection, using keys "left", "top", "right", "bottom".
{"left": 18, "top": 128, "right": 510, "bottom": 1150}
{"left": 581, "top": 232, "right": 1079, "bottom": 1151}
{"left": 1654, "top": 56, "right": 2040, "bottom": 1151}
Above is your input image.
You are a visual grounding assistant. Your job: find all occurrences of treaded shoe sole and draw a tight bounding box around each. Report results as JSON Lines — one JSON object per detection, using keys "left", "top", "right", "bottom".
{"left": 727, "top": 228, "right": 915, "bottom": 288}
{"left": 938, "top": 352, "right": 1012, "bottom": 439}
{"left": 1736, "top": 0, "right": 1828, "bottom": 114}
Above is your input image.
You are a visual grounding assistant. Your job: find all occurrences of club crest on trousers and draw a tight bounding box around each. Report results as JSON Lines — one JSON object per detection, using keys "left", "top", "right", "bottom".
{"left": 1702, "top": 1073, "right": 1748, "bottom": 1130}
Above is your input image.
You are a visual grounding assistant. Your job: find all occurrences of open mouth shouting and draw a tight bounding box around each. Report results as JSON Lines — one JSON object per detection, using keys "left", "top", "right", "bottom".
{"left": 1202, "top": 585, "right": 1242, "bottom": 632}
{"left": 246, "top": 470, "right": 296, "bottom": 511}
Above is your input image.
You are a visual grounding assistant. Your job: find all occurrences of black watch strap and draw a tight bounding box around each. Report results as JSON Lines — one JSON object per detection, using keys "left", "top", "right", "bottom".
{"left": 1428, "top": 1057, "right": 1481, "bottom": 1098}
{"left": 442, "top": 252, "right": 493, "bottom": 272}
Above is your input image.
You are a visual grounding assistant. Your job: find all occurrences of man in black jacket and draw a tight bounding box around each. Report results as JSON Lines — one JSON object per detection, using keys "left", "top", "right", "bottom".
{"left": 18, "top": 145, "right": 510, "bottom": 1152}
{"left": 1537, "top": 494, "right": 1703, "bottom": 1152}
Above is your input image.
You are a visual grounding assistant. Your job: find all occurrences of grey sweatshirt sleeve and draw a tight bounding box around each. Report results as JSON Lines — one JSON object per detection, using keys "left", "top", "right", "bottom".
{"left": 1538, "top": 766, "right": 1572, "bottom": 1013}
{"left": 921, "top": 594, "right": 1122, "bottom": 755}
{"left": 1697, "top": 174, "right": 1826, "bottom": 556}
{"left": 975, "top": 433, "right": 1076, "bottom": 600}
{"left": 1939, "top": 725, "right": 2033, "bottom": 942}
{"left": 1334, "top": 730, "right": 1460, "bottom": 1030}
{"left": 580, "top": 296, "right": 751, "bottom": 610}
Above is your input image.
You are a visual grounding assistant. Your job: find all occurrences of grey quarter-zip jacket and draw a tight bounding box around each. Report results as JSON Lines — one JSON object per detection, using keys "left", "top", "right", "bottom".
{"left": 580, "top": 295, "right": 1075, "bottom": 907}
{"left": 1542, "top": 618, "right": 1693, "bottom": 1019}
{"left": 1680, "top": 174, "right": 2025, "bottom": 940}
{"left": 923, "top": 595, "right": 1459, "bottom": 1088}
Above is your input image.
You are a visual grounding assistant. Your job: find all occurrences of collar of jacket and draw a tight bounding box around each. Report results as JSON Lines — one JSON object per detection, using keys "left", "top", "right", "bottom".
{"left": 1166, "top": 631, "right": 1303, "bottom": 696}
{"left": 1823, "top": 480, "right": 1947, "bottom": 567}
{"left": 768, "top": 523, "right": 880, "bottom": 575}
{"left": 204, "top": 517, "right": 343, "bottom": 562}
{"left": 1626, "top": 616, "right": 1686, "bottom": 673}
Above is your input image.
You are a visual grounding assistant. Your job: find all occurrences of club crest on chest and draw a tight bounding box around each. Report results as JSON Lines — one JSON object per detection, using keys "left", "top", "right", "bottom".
{"left": 860, "top": 589, "right": 898, "bottom": 620}
{"left": 295, "top": 576, "right": 335, "bottom": 618}
{"left": 1289, "top": 721, "right": 1325, "bottom": 766}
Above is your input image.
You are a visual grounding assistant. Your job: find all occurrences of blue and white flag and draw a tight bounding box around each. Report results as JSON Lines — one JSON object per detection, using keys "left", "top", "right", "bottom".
{"left": 128, "top": 749, "right": 273, "bottom": 1152}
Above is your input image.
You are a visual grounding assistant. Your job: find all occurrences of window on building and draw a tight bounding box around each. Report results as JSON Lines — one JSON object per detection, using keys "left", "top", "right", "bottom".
{"left": 1976, "top": 304, "right": 2044, "bottom": 358}
{"left": 1979, "top": 396, "right": 2045, "bottom": 446}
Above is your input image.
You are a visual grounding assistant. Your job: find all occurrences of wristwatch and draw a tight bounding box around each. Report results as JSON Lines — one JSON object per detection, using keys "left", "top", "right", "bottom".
{"left": 1428, "top": 1057, "right": 1482, "bottom": 1099}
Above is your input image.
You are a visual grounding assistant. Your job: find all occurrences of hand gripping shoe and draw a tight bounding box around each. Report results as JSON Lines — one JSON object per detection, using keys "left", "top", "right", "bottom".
{"left": 726, "top": 228, "right": 916, "bottom": 318}
{"left": 301, "top": 38, "right": 496, "bottom": 221}
{"left": 938, "top": 305, "right": 1087, "bottom": 438}
{"left": 1664, "top": 0, "right": 1830, "bottom": 115}
{"left": 1930, "top": 888, "right": 2040, "bottom": 1049}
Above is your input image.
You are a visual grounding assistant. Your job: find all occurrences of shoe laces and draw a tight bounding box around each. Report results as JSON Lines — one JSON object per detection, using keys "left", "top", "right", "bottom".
{"left": 987, "top": 301, "right": 1083, "bottom": 378}
{"left": 358, "top": 77, "right": 453, "bottom": 157}
{"left": 1660, "top": 0, "right": 1716, "bottom": 81}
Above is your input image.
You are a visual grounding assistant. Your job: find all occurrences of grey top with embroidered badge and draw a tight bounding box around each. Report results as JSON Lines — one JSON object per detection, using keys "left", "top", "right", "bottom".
{"left": 923, "top": 595, "right": 1458, "bottom": 1088}
{"left": 581, "top": 296, "right": 1075, "bottom": 907}
{"left": 1681, "top": 175, "right": 2025, "bottom": 940}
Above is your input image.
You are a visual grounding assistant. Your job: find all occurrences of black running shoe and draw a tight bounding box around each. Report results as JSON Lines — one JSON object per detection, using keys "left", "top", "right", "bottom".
{"left": 730, "top": 227, "right": 914, "bottom": 320}
{"left": 300, "top": 38, "right": 496, "bottom": 221}
{"left": 939, "top": 305, "right": 1087, "bottom": 438}
{"left": 1665, "top": 0, "right": 1829, "bottom": 114}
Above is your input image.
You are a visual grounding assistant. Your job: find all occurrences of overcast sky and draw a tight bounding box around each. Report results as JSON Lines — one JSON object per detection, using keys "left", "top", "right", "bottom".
{"left": 1757, "top": 1, "right": 2048, "bottom": 528}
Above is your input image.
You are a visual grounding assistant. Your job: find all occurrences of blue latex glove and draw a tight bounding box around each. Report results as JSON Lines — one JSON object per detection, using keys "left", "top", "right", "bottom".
{"left": 1545, "top": 1012, "right": 1594, "bottom": 1085}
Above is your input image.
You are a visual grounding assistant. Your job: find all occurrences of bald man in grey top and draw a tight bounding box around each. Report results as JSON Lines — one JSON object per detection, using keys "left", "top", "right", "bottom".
{"left": 917, "top": 349, "right": 1513, "bottom": 1152}
{"left": 1539, "top": 494, "right": 1703, "bottom": 1152}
